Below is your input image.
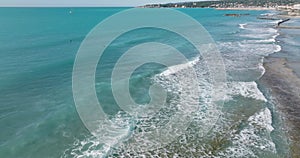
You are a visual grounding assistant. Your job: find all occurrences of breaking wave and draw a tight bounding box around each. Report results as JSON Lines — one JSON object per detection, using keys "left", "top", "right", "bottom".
{"left": 63, "top": 12, "right": 282, "bottom": 158}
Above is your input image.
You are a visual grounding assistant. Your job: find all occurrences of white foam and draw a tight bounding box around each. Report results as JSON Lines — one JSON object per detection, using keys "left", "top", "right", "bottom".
{"left": 225, "top": 82, "right": 267, "bottom": 102}
{"left": 248, "top": 108, "right": 274, "bottom": 132}
{"left": 274, "top": 44, "right": 282, "bottom": 52}
{"left": 239, "top": 23, "right": 247, "bottom": 29}
{"left": 272, "top": 32, "right": 280, "bottom": 40}
{"left": 65, "top": 18, "right": 282, "bottom": 157}
{"left": 63, "top": 137, "right": 110, "bottom": 158}
{"left": 220, "top": 108, "right": 276, "bottom": 157}
{"left": 63, "top": 112, "right": 133, "bottom": 158}
{"left": 271, "top": 20, "right": 283, "bottom": 25}
{"left": 219, "top": 37, "right": 281, "bottom": 81}
{"left": 73, "top": 65, "right": 270, "bottom": 157}
{"left": 240, "top": 26, "right": 278, "bottom": 39}
{"left": 159, "top": 57, "right": 199, "bottom": 76}
{"left": 246, "top": 38, "right": 276, "bottom": 43}
{"left": 258, "top": 59, "right": 266, "bottom": 77}
{"left": 260, "top": 13, "right": 275, "bottom": 16}
{"left": 159, "top": 50, "right": 268, "bottom": 103}
{"left": 220, "top": 41, "right": 280, "bottom": 57}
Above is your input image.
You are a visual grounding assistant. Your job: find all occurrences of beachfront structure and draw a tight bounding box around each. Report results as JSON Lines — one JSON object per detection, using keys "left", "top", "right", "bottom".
{"left": 277, "top": 4, "right": 300, "bottom": 16}
{"left": 143, "top": 0, "right": 300, "bottom": 9}
{"left": 294, "top": 4, "right": 300, "bottom": 10}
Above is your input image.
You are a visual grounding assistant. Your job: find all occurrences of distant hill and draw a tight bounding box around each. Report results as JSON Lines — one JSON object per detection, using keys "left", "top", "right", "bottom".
{"left": 142, "top": 0, "right": 299, "bottom": 8}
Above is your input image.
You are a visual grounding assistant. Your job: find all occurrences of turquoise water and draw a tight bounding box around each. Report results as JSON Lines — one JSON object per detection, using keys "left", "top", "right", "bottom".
{"left": 0, "top": 8, "right": 290, "bottom": 157}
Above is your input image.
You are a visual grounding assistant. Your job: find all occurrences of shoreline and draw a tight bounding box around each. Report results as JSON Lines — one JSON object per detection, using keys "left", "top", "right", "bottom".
{"left": 277, "top": 14, "right": 300, "bottom": 19}
{"left": 260, "top": 57, "right": 300, "bottom": 157}
{"left": 216, "top": 7, "right": 276, "bottom": 10}
{"left": 256, "top": 11, "right": 300, "bottom": 157}
{"left": 277, "top": 25, "right": 300, "bottom": 29}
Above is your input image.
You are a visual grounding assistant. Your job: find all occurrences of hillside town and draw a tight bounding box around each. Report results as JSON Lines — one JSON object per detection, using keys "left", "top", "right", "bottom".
{"left": 141, "top": 0, "right": 300, "bottom": 16}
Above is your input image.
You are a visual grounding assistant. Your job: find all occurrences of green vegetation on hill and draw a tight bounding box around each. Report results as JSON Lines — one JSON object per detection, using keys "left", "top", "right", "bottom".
{"left": 143, "top": 0, "right": 299, "bottom": 8}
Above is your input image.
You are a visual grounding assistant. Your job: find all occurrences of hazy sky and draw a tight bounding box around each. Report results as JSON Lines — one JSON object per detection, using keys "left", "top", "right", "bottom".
{"left": 0, "top": 0, "right": 205, "bottom": 7}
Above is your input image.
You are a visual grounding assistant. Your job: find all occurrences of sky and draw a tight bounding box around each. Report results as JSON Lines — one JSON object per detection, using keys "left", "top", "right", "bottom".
{"left": 0, "top": 0, "right": 207, "bottom": 7}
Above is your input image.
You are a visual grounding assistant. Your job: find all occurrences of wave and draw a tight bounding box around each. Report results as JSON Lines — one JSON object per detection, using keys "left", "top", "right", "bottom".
{"left": 245, "top": 38, "right": 275, "bottom": 43}
{"left": 260, "top": 13, "right": 275, "bottom": 16}
{"left": 64, "top": 13, "right": 283, "bottom": 158}
{"left": 159, "top": 56, "right": 199, "bottom": 76}
{"left": 258, "top": 58, "right": 266, "bottom": 77}
{"left": 240, "top": 24, "right": 278, "bottom": 39}
{"left": 220, "top": 19, "right": 281, "bottom": 81}
{"left": 224, "top": 81, "right": 267, "bottom": 102}
{"left": 62, "top": 137, "right": 110, "bottom": 158}
{"left": 220, "top": 108, "right": 276, "bottom": 157}
{"left": 102, "top": 18, "right": 278, "bottom": 155}
{"left": 157, "top": 55, "right": 268, "bottom": 102}
{"left": 106, "top": 55, "right": 270, "bottom": 156}
{"left": 62, "top": 111, "right": 133, "bottom": 158}
{"left": 239, "top": 23, "right": 247, "bottom": 29}
{"left": 220, "top": 41, "right": 280, "bottom": 80}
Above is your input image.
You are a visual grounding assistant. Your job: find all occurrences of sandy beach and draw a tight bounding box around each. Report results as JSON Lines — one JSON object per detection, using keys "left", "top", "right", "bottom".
{"left": 278, "top": 14, "right": 300, "bottom": 18}
{"left": 216, "top": 7, "right": 276, "bottom": 10}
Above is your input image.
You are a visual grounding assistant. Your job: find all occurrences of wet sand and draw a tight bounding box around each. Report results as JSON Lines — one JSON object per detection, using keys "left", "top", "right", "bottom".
{"left": 260, "top": 57, "right": 300, "bottom": 157}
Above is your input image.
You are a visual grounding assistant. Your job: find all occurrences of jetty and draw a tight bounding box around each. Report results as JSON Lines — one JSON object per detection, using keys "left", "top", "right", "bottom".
{"left": 277, "top": 19, "right": 290, "bottom": 26}
{"left": 275, "top": 18, "right": 300, "bottom": 29}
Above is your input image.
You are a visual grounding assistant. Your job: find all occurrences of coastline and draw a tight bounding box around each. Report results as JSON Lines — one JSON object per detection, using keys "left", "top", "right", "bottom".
{"left": 278, "top": 14, "right": 300, "bottom": 19}
{"left": 230, "top": 8, "right": 300, "bottom": 156}
{"left": 277, "top": 25, "right": 300, "bottom": 29}
{"left": 260, "top": 57, "right": 300, "bottom": 157}
{"left": 252, "top": 5, "right": 300, "bottom": 155}
{"left": 216, "top": 7, "right": 276, "bottom": 10}
{"left": 258, "top": 13, "right": 300, "bottom": 156}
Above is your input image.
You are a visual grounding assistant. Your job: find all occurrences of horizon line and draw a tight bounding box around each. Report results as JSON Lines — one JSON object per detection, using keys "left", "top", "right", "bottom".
{"left": 0, "top": 5, "right": 136, "bottom": 7}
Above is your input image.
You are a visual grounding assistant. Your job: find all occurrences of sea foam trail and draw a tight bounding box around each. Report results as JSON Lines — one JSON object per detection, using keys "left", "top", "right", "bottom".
{"left": 225, "top": 82, "right": 267, "bottom": 102}
{"left": 159, "top": 57, "right": 199, "bottom": 76}
{"left": 220, "top": 108, "right": 276, "bottom": 157}
{"left": 65, "top": 15, "right": 282, "bottom": 158}
{"left": 220, "top": 20, "right": 282, "bottom": 82}
{"left": 216, "top": 19, "right": 280, "bottom": 157}
{"left": 158, "top": 56, "right": 267, "bottom": 102}
{"left": 62, "top": 112, "right": 133, "bottom": 158}
{"left": 108, "top": 15, "right": 280, "bottom": 158}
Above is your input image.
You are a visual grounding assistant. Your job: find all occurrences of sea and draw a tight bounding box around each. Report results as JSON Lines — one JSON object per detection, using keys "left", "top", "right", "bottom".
{"left": 0, "top": 7, "right": 298, "bottom": 157}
